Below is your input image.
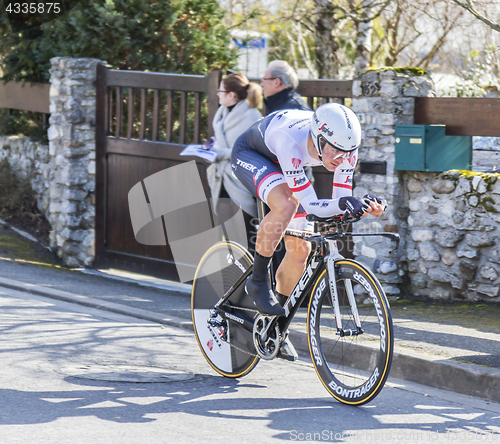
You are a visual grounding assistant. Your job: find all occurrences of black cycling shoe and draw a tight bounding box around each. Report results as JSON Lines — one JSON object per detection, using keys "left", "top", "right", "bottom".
{"left": 245, "top": 278, "right": 285, "bottom": 317}
{"left": 277, "top": 335, "right": 298, "bottom": 362}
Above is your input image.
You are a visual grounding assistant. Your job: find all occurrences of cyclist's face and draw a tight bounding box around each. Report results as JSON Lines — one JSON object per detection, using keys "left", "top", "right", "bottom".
{"left": 321, "top": 143, "right": 352, "bottom": 171}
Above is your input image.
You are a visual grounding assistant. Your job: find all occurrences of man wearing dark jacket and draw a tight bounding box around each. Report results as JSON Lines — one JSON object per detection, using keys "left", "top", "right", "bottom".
{"left": 261, "top": 60, "right": 310, "bottom": 114}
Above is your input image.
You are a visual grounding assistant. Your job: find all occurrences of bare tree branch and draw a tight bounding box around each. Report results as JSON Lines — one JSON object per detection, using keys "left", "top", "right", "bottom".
{"left": 417, "top": 8, "right": 464, "bottom": 68}
{"left": 226, "top": 8, "right": 263, "bottom": 30}
{"left": 449, "top": 0, "right": 500, "bottom": 32}
{"left": 330, "top": 0, "right": 392, "bottom": 24}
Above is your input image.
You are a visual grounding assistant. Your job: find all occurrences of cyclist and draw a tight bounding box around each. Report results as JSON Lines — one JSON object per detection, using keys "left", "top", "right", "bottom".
{"left": 231, "top": 103, "right": 386, "bottom": 323}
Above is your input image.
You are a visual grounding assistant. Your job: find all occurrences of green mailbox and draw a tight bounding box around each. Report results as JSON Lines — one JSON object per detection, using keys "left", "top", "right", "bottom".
{"left": 395, "top": 125, "right": 472, "bottom": 172}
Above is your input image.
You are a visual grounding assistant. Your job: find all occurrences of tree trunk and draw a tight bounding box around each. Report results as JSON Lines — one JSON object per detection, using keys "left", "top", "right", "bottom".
{"left": 314, "top": 0, "right": 340, "bottom": 79}
{"left": 355, "top": 20, "right": 373, "bottom": 73}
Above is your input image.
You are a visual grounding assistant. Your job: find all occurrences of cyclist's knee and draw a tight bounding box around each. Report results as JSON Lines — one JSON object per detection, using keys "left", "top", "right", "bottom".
{"left": 282, "top": 197, "right": 300, "bottom": 220}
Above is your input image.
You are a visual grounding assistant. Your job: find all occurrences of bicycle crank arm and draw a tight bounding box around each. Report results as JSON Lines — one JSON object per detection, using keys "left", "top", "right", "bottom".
{"left": 336, "top": 328, "right": 364, "bottom": 337}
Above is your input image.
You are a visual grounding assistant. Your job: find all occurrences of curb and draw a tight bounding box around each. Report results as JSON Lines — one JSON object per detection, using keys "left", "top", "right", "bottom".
{"left": 77, "top": 269, "right": 192, "bottom": 295}
{"left": 0, "top": 276, "right": 193, "bottom": 332}
{"left": 287, "top": 326, "right": 500, "bottom": 404}
{"left": 1, "top": 276, "right": 500, "bottom": 404}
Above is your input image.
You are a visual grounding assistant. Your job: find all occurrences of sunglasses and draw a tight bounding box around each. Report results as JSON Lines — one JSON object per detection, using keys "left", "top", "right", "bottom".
{"left": 318, "top": 136, "right": 352, "bottom": 159}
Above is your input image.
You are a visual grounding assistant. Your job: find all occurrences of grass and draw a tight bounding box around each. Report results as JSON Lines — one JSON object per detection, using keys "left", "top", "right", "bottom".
{"left": 390, "top": 298, "right": 500, "bottom": 332}
{"left": 0, "top": 234, "right": 56, "bottom": 266}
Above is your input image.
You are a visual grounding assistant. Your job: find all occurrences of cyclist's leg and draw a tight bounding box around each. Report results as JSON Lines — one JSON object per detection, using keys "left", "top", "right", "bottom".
{"left": 274, "top": 232, "right": 311, "bottom": 362}
{"left": 275, "top": 234, "right": 311, "bottom": 297}
{"left": 256, "top": 183, "right": 299, "bottom": 256}
{"left": 244, "top": 184, "right": 298, "bottom": 315}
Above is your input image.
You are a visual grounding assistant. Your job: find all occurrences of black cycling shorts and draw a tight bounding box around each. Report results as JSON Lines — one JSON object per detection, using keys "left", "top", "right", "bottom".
{"left": 231, "top": 132, "right": 286, "bottom": 206}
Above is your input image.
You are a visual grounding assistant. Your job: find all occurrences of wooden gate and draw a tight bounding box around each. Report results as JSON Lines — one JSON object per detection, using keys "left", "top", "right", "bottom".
{"left": 95, "top": 64, "right": 353, "bottom": 280}
{"left": 95, "top": 65, "right": 222, "bottom": 279}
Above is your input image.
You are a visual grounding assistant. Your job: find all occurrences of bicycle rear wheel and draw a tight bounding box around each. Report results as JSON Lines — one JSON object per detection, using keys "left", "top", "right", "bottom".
{"left": 307, "top": 259, "right": 393, "bottom": 405}
{"left": 191, "top": 241, "right": 259, "bottom": 378}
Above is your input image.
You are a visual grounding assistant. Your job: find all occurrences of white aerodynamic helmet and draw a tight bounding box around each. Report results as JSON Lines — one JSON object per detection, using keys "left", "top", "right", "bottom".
{"left": 310, "top": 103, "right": 362, "bottom": 159}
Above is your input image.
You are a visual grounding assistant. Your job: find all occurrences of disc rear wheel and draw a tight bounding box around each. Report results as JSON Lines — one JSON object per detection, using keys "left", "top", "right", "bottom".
{"left": 191, "top": 241, "right": 259, "bottom": 377}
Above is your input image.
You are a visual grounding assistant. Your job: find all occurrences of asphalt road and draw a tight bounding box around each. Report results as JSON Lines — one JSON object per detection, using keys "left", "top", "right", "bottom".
{"left": 0, "top": 285, "right": 499, "bottom": 444}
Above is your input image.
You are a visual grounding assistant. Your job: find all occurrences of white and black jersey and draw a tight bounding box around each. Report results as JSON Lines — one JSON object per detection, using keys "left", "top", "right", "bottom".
{"left": 231, "top": 109, "right": 357, "bottom": 221}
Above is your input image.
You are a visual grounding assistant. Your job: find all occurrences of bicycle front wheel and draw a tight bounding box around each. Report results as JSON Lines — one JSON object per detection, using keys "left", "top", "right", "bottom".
{"left": 191, "top": 241, "right": 259, "bottom": 378}
{"left": 307, "top": 259, "right": 393, "bottom": 405}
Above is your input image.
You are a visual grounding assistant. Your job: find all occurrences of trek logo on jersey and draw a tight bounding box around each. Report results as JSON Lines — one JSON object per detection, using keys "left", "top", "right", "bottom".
{"left": 284, "top": 170, "right": 302, "bottom": 176}
{"left": 236, "top": 159, "right": 257, "bottom": 172}
{"left": 341, "top": 168, "right": 354, "bottom": 174}
{"left": 293, "top": 177, "right": 307, "bottom": 187}
{"left": 291, "top": 158, "right": 302, "bottom": 169}
{"left": 253, "top": 166, "right": 268, "bottom": 185}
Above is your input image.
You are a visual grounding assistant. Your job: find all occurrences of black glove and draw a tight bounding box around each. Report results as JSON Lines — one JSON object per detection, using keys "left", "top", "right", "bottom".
{"left": 338, "top": 196, "right": 369, "bottom": 218}
{"left": 363, "top": 194, "right": 388, "bottom": 211}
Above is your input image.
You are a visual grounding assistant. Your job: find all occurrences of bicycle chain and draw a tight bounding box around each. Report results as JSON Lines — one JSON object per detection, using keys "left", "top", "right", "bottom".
{"left": 226, "top": 337, "right": 259, "bottom": 358}
{"left": 227, "top": 305, "right": 258, "bottom": 313}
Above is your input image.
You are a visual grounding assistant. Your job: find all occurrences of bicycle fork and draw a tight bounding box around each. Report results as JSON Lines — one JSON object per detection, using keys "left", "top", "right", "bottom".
{"left": 325, "top": 239, "right": 363, "bottom": 337}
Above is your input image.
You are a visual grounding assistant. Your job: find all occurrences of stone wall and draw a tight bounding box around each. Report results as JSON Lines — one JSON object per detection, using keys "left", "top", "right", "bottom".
{"left": 403, "top": 170, "right": 500, "bottom": 302}
{"left": 45, "top": 57, "right": 101, "bottom": 267}
{"left": 1, "top": 57, "right": 101, "bottom": 267}
{"left": 0, "top": 135, "right": 51, "bottom": 215}
{"left": 351, "top": 69, "right": 435, "bottom": 296}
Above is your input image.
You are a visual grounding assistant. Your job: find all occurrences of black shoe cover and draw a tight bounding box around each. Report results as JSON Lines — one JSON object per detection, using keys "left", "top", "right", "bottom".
{"left": 245, "top": 278, "right": 285, "bottom": 316}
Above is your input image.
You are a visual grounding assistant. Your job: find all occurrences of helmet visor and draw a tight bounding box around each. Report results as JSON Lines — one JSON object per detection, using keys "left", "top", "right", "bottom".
{"left": 317, "top": 135, "right": 353, "bottom": 160}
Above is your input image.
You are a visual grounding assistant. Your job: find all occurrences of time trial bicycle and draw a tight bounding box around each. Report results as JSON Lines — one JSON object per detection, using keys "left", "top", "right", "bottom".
{"left": 191, "top": 207, "right": 399, "bottom": 405}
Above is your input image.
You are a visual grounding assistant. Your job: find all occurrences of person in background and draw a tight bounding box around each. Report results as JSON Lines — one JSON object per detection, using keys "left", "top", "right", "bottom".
{"left": 207, "top": 73, "right": 262, "bottom": 253}
{"left": 261, "top": 60, "right": 310, "bottom": 114}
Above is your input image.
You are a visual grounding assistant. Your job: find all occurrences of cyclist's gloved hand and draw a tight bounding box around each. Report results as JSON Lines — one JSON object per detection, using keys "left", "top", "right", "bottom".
{"left": 338, "top": 196, "right": 369, "bottom": 218}
{"left": 362, "top": 194, "right": 388, "bottom": 211}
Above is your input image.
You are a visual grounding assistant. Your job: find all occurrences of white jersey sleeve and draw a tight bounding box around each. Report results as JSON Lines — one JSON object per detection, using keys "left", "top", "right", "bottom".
{"left": 332, "top": 150, "right": 357, "bottom": 200}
